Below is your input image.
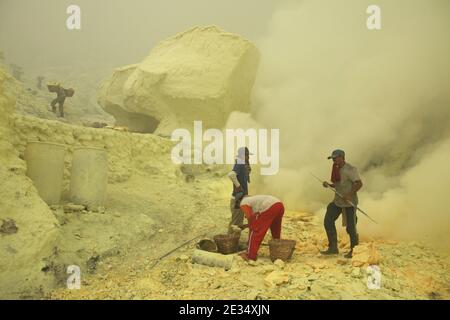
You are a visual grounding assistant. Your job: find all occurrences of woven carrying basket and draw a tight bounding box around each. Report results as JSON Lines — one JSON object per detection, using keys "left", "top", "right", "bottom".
{"left": 214, "top": 234, "right": 240, "bottom": 254}
{"left": 196, "top": 239, "right": 218, "bottom": 252}
{"left": 269, "top": 239, "right": 296, "bottom": 262}
{"left": 47, "top": 83, "right": 60, "bottom": 93}
{"left": 65, "top": 88, "right": 75, "bottom": 97}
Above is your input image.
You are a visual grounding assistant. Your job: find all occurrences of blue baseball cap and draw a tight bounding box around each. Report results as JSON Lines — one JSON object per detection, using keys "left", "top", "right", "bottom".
{"left": 327, "top": 149, "right": 345, "bottom": 159}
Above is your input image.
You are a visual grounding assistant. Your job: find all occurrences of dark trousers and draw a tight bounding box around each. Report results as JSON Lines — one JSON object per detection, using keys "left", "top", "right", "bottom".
{"left": 51, "top": 98, "right": 65, "bottom": 117}
{"left": 324, "top": 202, "right": 359, "bottom": 249}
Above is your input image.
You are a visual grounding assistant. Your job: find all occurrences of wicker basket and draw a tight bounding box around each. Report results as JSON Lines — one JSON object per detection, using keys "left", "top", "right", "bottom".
{"left": 196, "top": 239, "right": 217, "bottom": 252}
{"left": 269, "top": 239, "right": 296, "bottom": 262}
{"left": 214, "top": 234, "right": 240, "bottom": 254}
{"left": 65, "top": 88, "right": 75, "bottom": 97}
{"left": 47, "top": 83, "right": 60, "bottom": 93}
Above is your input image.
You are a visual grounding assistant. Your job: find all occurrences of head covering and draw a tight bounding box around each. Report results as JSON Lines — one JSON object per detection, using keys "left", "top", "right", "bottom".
{"left": 327, "top": 149, "right": 345, "bottom": 160}
{"left": 236, "top": 147, "right": 253, "bottom": 164}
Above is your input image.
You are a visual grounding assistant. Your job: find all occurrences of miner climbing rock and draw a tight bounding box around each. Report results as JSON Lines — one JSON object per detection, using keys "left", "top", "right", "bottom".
{"left": 320, "top": 149, "right": 363, "bottom": 259}
{"left": 48, "top": 83, "right": 74, "bottom": 118}
{"left": 238, "top": 195, "right": 285, "bottom": 261}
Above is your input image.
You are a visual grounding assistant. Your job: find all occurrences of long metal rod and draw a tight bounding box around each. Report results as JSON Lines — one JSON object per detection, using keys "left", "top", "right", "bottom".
{"left": 149, "top": 234, "right": 205, "bottom": 269}
{"left": 310, "top": 172, "right": 378, "bottom": 224}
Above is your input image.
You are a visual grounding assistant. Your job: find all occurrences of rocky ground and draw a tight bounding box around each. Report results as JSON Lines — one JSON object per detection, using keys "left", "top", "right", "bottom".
{"left": 48, "top": 209, "right": 450, "bottom": 300}
{"left": 1, "top": 65, "right": 449, "bottom": 300}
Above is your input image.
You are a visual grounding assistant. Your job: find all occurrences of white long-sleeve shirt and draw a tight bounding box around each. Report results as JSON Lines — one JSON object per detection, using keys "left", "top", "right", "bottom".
{"left": 227, "top": 170, "right": 240, "bottom": 188}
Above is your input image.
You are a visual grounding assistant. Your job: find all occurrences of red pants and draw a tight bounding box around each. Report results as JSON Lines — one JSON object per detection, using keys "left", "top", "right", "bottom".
{"left": 247, "top": 202, "right": 284, "bottom": 260}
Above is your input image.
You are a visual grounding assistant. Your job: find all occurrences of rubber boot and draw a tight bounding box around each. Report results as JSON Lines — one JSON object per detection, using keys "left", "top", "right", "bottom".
{"left": 345, "top": 232, "right": 359, "bottom": 258}
{"left": 344, "top": 249, "right": 353, "bottom": 259}
{"left": 321, "top": 230, "right": 339, "bottom": 255}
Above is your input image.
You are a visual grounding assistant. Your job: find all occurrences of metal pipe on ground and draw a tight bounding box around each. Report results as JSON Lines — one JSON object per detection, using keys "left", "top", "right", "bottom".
{"left": 192, "top": 249, "right": 234, "bottom": 270}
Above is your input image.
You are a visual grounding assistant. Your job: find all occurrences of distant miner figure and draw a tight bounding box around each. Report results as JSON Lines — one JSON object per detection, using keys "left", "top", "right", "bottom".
{"left": 321, "top": 149, "right": 363, "bottom": 258}
{"left": 227, "top": 147, "right": 253, "bottom": 234}
{"left": 237, "top": 195, "right": 285, "bottom": 261}
{"left": 36, "top": 76, "right": 44, "bottom": 89}
{"left": 48, "top": 83, "right": 74, "bottom": 118}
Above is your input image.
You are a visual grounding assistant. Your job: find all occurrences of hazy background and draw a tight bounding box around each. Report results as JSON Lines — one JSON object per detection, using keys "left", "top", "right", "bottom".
{"left": 1, "top": 0, "right": 450, "bottom": 246}
{"left": 244, "top": 0, "right": 450, "bottom": 247}
{"left": 0, "top": 0, "right": 278, "bottom": 69}
{"left": 0, "top": 0, "right": 279, "bottom": 119}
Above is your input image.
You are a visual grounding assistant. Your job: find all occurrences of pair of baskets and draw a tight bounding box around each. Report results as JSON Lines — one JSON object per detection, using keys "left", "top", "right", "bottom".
{"left": 47, "top": 83, "right": 75, "bottom": 97}
{"left": 202, "top": 235, "right": 296, "bottom": 261}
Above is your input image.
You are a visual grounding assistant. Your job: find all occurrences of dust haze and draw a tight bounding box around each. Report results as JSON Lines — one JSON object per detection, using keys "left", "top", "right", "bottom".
{"left": 0, "top": 0, "right": 277, "bottom": 70}
{"left": 240, "top": 0, "right": 450, "bottom": 247}
{"left": 2, "top": 0, "right": 448, "bottom": 244}
{"left": 1, "top": 0, "right": 449, "bottom": 300}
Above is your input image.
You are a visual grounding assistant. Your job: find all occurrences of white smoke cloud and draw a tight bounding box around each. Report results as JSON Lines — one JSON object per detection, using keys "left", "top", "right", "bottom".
{"left": 229, "top": 0, "right": 450, "bottom": 245}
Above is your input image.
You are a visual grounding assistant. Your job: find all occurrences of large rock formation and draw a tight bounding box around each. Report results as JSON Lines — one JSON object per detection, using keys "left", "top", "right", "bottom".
{"left": 98, "top": 26, "right": 260, "bottom": 135}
